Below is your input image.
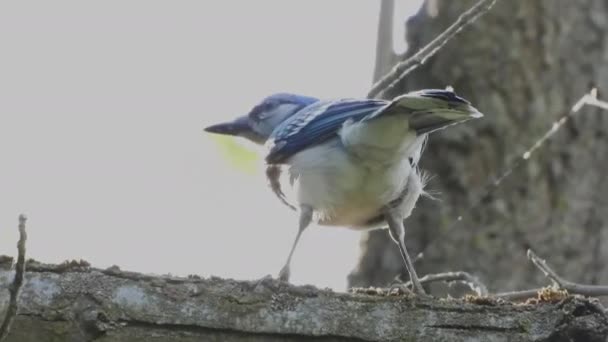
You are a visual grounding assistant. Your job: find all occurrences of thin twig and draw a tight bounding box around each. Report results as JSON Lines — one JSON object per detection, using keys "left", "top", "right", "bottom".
{"left": 495, "top": 249, "right": 608, "bottom": 301}
{"left": 367, "top": 0, "right": 498, "bottom": 99}
{"left": 527, "top": 249, "right": 608, "bottom": 297}
{"left": 494, "top": 288, "right": 544, "bottom": 301}
{"left": 571, "top": 88, "right": 608, "bottom": 112}
{"left": 480, "top": 89, "right": 607, "bottom": 197}
{"left": 0, "top": 215, "right": 28, "bottom": 341}
{"left": 403, "top": 271, "right": 489, "bottom": 296}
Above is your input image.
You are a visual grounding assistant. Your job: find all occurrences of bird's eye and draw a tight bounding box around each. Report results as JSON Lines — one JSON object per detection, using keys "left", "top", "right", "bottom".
{"left": 250, "top": 101, "right": 278, "bottom": 121}
{"left": 263, "top": 101, "right": 277, "bottom": 111}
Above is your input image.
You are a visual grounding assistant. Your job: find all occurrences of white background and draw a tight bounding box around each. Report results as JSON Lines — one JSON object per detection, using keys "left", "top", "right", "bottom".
{"left": 0, "top": 1, "right": 423, "bottom": 290}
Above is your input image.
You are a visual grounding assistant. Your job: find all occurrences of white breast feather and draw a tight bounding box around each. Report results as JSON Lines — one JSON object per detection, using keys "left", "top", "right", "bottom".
{"left": 339, "top": 115, "right": 420, "bottom": 164}
{"left": 285, "top": 121, "right": 425, "bottom": 229}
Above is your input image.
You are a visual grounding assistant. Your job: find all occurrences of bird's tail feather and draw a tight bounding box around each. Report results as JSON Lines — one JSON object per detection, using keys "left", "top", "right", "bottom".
{"left": 366, "top": 89, "right": 483, "bottom": 135}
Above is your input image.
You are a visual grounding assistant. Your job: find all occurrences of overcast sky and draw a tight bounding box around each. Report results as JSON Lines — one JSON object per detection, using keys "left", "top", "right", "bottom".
{"left": 0, "top": 1, "right": 423, "bottom": 290}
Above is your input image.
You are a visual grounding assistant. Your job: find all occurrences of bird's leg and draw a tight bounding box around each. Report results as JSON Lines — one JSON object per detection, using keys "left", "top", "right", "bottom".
{"left": 384, "top": 209, "right": 427, "bottom": 295}
{"left": 278, "top": 205, "right": 313, "bottom": 282}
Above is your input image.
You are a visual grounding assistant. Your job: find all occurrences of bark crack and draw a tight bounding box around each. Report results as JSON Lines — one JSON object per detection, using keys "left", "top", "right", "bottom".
{"left": 117, "top": 319, "right": 371, "bottom": 342}
{"left": 425, "top": 323, "right": 526, "bottom": 333}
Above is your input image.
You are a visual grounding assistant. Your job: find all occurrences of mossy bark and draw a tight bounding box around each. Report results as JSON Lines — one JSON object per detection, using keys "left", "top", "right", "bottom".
{"left": 1, "top": 260, "right": 607, "bottom": 341}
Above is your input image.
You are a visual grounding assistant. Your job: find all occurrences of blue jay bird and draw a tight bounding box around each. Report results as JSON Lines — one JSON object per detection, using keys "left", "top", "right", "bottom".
{"left": 205, "top": 90, "right": 482, "bottom": 295}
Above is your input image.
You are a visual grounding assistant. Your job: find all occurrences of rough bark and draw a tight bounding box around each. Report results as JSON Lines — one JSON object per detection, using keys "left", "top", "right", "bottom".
{"left": 350, "top": 0, "right": 608, "bottom": 297}
{"left": 1, "top": 259, "right": 607, "bottom": 342}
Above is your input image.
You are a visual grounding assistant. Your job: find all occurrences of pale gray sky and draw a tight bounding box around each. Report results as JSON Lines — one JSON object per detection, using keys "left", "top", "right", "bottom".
{"left": 0, "top": 1, "right": 423, "bottom": 290}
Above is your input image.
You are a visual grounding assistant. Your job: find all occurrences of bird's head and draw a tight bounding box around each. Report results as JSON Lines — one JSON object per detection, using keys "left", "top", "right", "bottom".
{"left": 204, "top": 93, "right": 318, "bottom": 144}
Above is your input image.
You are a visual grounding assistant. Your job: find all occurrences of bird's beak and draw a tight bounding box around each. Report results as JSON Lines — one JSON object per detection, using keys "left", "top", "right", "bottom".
{"left": 204, "top": 116, "right": 250, "bottom": 136}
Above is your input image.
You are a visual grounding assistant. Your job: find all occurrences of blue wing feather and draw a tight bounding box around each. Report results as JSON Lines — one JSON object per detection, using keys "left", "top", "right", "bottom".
{"left": 265, "top": 99, "right": 388, "bottom": 163}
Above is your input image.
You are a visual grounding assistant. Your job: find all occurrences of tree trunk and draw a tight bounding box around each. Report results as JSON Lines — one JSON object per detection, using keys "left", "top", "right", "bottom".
{"left": 349, "top": 0, "right": 608, "bottom": 296}
{"left": 2, "top": 260, "right": 607, "bottom": 342}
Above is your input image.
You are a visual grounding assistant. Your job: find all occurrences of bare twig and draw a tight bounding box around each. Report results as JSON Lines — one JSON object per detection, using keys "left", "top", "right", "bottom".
{"left": 527, "top": 249, "right": 608, "bottom": 297}
{"left": 367, "top": 0, "right": 498, "bottom": 99}
{"left": 494, "top": 288, "right": 545, "bottom": 301}
{"left": 495, "top": 249, "right": 608, "bottom": 301}
{"left": 486, "top": 89, "right": 607, "bottom": 189}
{"left": 512, "top": 88, "right": 607, "bottom": 165}
{"left": 402, "top": 271, "right": 489, "bottom": 296}
{"left": 0, "top": 215, "right": 28, "bottom": 341}
{"left": 572, "top": 88, "right": 608, "bottom": 112}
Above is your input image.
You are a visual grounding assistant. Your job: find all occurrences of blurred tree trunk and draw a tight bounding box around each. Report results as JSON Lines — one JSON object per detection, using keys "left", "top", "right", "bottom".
{"left": 349, "top": 0, "right": 608, "bottom": 294}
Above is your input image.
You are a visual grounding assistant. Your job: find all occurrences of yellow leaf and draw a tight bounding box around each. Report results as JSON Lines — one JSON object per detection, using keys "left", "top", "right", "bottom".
{"left": 211, "top": 135, "right": 259, "bottom": 174}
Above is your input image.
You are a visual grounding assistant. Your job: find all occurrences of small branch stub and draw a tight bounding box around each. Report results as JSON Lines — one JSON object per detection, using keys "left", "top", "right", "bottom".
{"left": 0, "top": 215, "right": 28, "bottom": 342}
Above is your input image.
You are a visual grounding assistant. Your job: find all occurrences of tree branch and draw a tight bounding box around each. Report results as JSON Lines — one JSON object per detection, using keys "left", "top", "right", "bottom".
{"left": 1, "top": 259, "right": 607, "bottom": 341}
{"left": 367, "top": 0, "right": 498, "bottom": 99}
{"left": 0, "top": 215, "right": 27, "bottom": 342}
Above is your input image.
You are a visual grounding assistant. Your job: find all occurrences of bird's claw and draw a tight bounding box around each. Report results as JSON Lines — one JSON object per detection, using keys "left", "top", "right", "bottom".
{"left": 389, "top": 281, "right": 431, "bottom": 298}
{"left": 278, "top": 266, "right": 291, "bottom": 282}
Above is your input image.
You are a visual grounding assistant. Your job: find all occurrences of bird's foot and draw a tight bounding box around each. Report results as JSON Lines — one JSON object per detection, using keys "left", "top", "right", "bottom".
{"left": 252, "top": 274, "right": 277, "bottom": 291}
{"left": 412, "top": 287, "right": 431, "bottom": 298}
{"left": 410, "top": 282, "right": 431, "bottom": 298}
{"left": 389, "top": 282, "right": 413, "bottom": 296}
{"left": 250, "top": 267, "right": 291, "bottom": 292}
{"left": 390, "top": 280, "right": 431, "bottom": 298}
{"left": 278, "top": 265, "right": 291, "bottom": 282}
{"left": 410, "top": 272, "right": 431, "bottom": 298}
